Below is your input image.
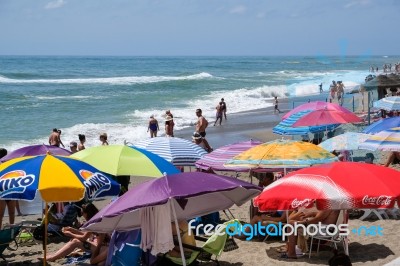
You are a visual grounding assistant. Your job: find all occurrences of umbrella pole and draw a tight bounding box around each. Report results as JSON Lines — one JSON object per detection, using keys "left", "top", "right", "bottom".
{"left": 171, "top": 199, "right": 186, "bottom": 266}
{"left": 43, "top": 202, "right": 48, "bottom": 266}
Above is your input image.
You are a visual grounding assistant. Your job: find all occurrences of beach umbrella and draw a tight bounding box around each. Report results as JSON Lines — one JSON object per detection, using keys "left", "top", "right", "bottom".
{"left": 253, "top": 162, "right": 400, "bottom": 211}
{"left": 0, "top": 154, "right": 120, "bottom": 263}
{"left": 133, "top": 137, "right": 207, "bottom": 166}
{"left": 373, "top": 96, "right": 400, "bottom": 111}
{"left": 71, "top": 145, "right": 179, "bottom": 177}
{"left": 318, "top": 132, "right": 371, "bottom": 152}
{"left": 358, "top": 127, "right": 400, "bottom": 152}
{"left": 81, "top": 172, "right": 262, "bottom": 265}
{"left": 363, "top": 117, "right": 400, "bottom": 134}
{"left": 195, "top": 139, "right": 262, "bottom": 172}
{"left": 273, "top": 110, "right": 339, "bottom": 136}
{"left": 0, "top": 144, "right": 71, "bottom": 162}
{"left": 224, "top": 139, "right": 337, "bottom": 169}
{"left": 292, "top": 109, "right": 362, "bottom": 127}
{"left": 282, "top": 101, "right": 353, "bottom": 120}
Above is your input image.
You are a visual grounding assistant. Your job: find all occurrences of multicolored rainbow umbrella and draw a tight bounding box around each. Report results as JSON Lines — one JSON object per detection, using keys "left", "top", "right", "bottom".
{"left": 225, "top": 139, "right": 337, "bottom": 169}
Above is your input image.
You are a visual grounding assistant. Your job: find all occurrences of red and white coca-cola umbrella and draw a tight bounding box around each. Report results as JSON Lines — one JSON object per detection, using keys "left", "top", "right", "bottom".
{"left": 253, "top": 162, "right": 400, "bottom": 211}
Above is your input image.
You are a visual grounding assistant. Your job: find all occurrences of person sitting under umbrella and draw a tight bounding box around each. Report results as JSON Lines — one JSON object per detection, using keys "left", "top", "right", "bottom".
{"left": 282, "top": 209, "right": 339, "bottom": 259}
{"left": 384, "top": 151, "right": 400, "bottom": 167}
{"left": 46, "top": 203, "right": 109, "bottom": 264}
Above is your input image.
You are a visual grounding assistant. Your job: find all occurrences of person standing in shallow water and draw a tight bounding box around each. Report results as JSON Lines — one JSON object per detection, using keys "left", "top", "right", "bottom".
{"left": 214, "top": 102, "right": 223, "bottom": 126}
{"left": 220, "top": 98, "right": 227, "bottom": 120}
{"left": 147, "top": 115, "right": 159, "bottom": 138}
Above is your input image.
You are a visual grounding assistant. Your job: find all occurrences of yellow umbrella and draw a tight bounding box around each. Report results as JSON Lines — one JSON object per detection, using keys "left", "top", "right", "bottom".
{"left": 0, "top": 154, "right": 120, "bottom": 264}
{"left": 225, "top": 139, "right": 337, "bottom": 169}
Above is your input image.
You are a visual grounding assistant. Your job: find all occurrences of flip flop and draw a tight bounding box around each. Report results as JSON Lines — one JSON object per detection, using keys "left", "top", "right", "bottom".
{"left": 279, "top": 253, "right": 298, "bottom": 260}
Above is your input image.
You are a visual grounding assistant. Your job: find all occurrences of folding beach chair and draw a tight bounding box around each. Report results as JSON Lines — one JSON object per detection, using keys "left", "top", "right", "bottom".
{"left": 163, "top": 219, "right": 239, "bottom": 266}
{"left": 0, "top": 224, "right": 22, "bottom": 263}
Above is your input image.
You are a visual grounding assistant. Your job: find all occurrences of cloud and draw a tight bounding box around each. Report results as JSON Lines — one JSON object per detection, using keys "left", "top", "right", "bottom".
{"left": 344, "top": 0, "right": 371, "bottom": 9}
{"left": 45, "top": 0, "right": 66, "bottom": 10}
{"left": 229, "top": 5, "right": 246, "bottom": 14}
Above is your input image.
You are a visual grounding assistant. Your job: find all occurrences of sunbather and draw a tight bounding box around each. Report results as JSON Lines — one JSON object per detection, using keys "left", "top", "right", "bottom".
{"left": 283, "top": 210, "right": 339, "bottom": 259}
{"left": 46, "top": 203, "right": 107, "bottom": 264}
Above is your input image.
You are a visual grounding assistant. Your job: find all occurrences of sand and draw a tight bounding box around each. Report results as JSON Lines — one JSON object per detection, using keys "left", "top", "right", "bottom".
{"left": 3, "top": 97, "right": 400, "bottom": 266}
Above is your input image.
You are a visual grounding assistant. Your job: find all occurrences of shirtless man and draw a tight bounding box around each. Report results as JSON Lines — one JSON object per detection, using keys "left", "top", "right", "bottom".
{"left": 285, "top": 209, "right": 340, "bottom": 258}
{"left": 195, "top": 109, "right": 212, "bottom": 151}
{"left": 214, "top": 102, "right": 223, "bottom": 126}
{"left": 49, "top": 128, "right": 62, "bottom": 147}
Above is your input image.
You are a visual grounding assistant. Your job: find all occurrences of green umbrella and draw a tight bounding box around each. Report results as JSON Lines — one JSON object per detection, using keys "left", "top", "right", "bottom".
{"left": 71, "top": 145, "right": 179, "bottom": 177}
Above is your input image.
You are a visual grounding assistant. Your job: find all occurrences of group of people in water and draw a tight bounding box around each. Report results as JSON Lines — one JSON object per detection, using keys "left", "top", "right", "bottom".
{"left": 49, "top": 128, "right": 109, "bottom": 154}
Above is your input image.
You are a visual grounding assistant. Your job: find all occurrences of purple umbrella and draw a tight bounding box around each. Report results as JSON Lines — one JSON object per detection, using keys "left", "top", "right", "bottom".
{"left": 195, "top": 139, "right": 262, "bottom": 171}
{"left": 82, "top": 172, "right": 261, "bottom": 265}
{"left": 1, "top": 144, "right": 71, "bottom": 162}
{"left": 83, "top": 172, "right": 261, "bottom": 232}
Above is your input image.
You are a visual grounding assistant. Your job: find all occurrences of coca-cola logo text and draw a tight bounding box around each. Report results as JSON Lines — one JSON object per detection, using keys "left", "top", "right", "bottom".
{"left": 291, "top": 198, "right": 312, "bottom": 208}
{"left": 362, "top": 195, "right": 392, "bottom": 206}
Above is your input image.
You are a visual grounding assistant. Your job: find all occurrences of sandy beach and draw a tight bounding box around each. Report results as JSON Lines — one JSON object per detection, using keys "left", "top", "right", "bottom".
{"left": 4, "top": 96, "right": 400, "bottom": 266}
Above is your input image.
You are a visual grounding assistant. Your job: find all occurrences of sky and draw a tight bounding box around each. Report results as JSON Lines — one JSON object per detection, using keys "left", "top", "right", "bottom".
{"left": 0, "top": 0, "right": 399, "bottom": 56}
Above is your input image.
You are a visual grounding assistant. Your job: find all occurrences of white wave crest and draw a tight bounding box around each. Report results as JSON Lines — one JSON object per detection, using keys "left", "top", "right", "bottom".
{"left": 0, "top": 72, "right": 213, "bottom": 85}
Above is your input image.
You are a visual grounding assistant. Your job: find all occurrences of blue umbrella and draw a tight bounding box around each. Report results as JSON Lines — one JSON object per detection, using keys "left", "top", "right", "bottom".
{"left": 373, "top": 96, "right": 400, "bottom": 111}
{"left": 363, "top": 117, "right": 400, "bottom": 134}
{"left": 273, "top": 110, "right": 339, "bottom": 136}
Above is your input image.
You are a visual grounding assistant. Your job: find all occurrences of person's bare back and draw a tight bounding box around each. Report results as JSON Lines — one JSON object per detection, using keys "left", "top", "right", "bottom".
{"left": 49, "top": 129, "right": 60, "bottom": 147}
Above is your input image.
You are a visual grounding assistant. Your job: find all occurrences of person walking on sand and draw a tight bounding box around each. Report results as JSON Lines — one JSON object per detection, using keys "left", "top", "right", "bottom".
{"left": 319, "top": 83, "right": 323, "bottom": 93}
{"left": 78, "top": 134, "right": 86, "bottom": 151}
{"left": 214, "top": 102, "right": 223, "bottom": 126}
{"left": 195, "top": 108, "right": 212, "bottom": 150}
{"left": 274, "top": 96, "right": 282, "bottom": 114}
{"left": 220, "top": 98, "right": 227, "bottom": 120}
{"left": 147, "top": 115, "right": 159, "bottom": 138}
{"left": 337, "top": 81, "right": 345, "bottom": 106}
{"left": 329, "top": 81, "right": 337, "bottom": 103}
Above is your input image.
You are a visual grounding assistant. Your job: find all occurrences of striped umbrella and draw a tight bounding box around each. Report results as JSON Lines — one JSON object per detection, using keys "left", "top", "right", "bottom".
{"left": 373, "top": 96, "right": 400, "bottom": 111}
{"left": 273, "top": 110, "right": 339, "bottom": 136}
{"left": 363, "top": 117, "right": 400, "bottom": 134}
{"left": 358, "top": 127, "right": 400, "bottom": 152}
{"left": 195, "top": 139, "right": 262, "bottom": 171}
{"left": 134, "top": 137, "right": 207, "bottom": 166}
{"left": 319, "top": 132, "right": 371, "bottom": 152}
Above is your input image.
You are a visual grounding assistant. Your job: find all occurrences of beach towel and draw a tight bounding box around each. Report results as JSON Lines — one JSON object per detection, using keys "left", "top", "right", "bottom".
{"left": 140, "top": 201, "right": 174, "bottom": 256}
{"left": 63, "top": 251, "right": 91, "bottom": 265}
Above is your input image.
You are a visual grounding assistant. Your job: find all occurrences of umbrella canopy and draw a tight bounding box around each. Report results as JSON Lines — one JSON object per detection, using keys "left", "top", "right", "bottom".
{"left": 195, "top": 139, "right": 262, "bottom": 171}
{"left": 363, "top": 117, "right": 400, "bottom": 134}
{"left": 1, "top": 144, "right": 71, "bottom": 162}
{"left": 253, "top": 162, "right": 400, "bottom": 211}
{"left": 0, "top": 154, "right": 120, "bottom": 202}
{"left": 224, "top": 139, "right": 337, "bottom": 169}
{"left": 358, "top": 127, "right": 400, "bottom": 152}
{"left": 292, "top": 109, "right": 362, "bottom": 127}
{"left": 71, "top": 145, "right": 179, "bottom": 177}
{"left": 282, "top": 101, "right": 353, "bottom": 120}
{"left": 81, "top": 172, "right": 262, "bottom": 233}
{"left": 133, "top": 137, "right": 207, "bottom": 166}
{"left": 318, "top": 132, "right": 371, "bottom": 152}
{"left": 273, "top": 110, "right": 339, "bottom": 136}
{"left": 373, "top": 96, "right": 400, "bottom": 111}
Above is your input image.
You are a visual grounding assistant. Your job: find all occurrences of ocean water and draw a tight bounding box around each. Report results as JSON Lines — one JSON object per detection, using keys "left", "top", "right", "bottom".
{"left": 1, "top": 55, "right": 399, "bottom": 151}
